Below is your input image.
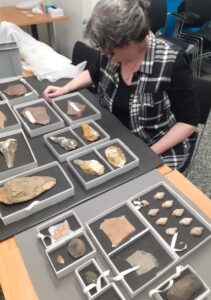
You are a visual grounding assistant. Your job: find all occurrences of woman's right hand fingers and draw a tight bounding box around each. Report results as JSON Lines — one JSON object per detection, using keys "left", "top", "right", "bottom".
{"left": 43, "top": 86, "right": 61, "bottom": 102}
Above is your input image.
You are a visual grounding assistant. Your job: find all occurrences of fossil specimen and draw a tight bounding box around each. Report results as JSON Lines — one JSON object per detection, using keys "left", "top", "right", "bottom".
{"left": 0, "top": 111, "right": 7, "bottom": 129}
{"left": 190, "top": 227, "right": 204, "bottom": 236}
{"left": 67, "top": 238, "right": 86, "bottom": 258}
{"left": 0, "top": 138, "right": 17, "bottom": 168}
{"left": 172, "top": 209, "right": 184, "bottom": 217}
{"left": 74, "top": 159, "right": 105, "bottom": 176}
{"left": 0, "top": 176, "right": 56, "bottom": 204}
{"left": 67, "top": 101, "right": 86, "bottom": 117}
{"left": 126, "top": 250, "right": 159, "bottom": 276}
{"left": 156, "top": 217, "right": 168, "bottom": 225}
{"left": 148, "top": 208, "right": 159, "bottom": 216}
{"left": 162, "top": 200, "right": 173, "bottom": 208}
{"left": 179, "top": 218, "right": 192, "bottom": 226}
{"left": 84, "top": 271, "right": 98, "bottom": 285}
{"left": 166, "top": 274, "right": 202, "bottom": 300}
{"left": 56, "top": 255, "right": 65, "bottom": 264}
{"left": 139, "top": 199, "right": 150, "bottom": 208}
{"left": 154, "top": 192, "right": 165, "bottom": 200}
{"left": 50, "top": 136, "right": 78, "bottom": 151}
{"left": 100, "top": 215, "right": 135, "bottom": 247}
{"left": 166, "top": 227, "right": 177, "bottom": 235}
{"left": 105, "top": 145, "right": 126, "bottom": 168}
{"left": 22, "top": 106, "right": 50, "bottom": 125}
{"left": 3, "top": 83, "right": 27, "bottom": 97}
{"left": 82, "top": 123, "right": 100, "bottom": 142}
{"left": 48, "top": 220, "right": 71, "bottom": 241}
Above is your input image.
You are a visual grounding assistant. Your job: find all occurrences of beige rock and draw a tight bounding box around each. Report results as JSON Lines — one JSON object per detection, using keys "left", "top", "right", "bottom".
{"left": 0, "top": 111, "right": 7, "bottom": 129}
{"left": 162, "top": 200, "right": 173, "bottom": 208}
{"left": 148, "top": 208, "right": 159, "bottom": 216}
{"left": 105, "top": 145, "right": 126, "bottom": 168}
{"left": 179, "top": 218, "right": 192, "bottom": 226}
{"left": 74, "top": 159, "right": 105, "bottom": 176}
{"left": 156, "top": 217, "right": 168, "bottom": 225}
{"left": 190, "top": 227, "right": 204, "bottom": 236}
{"left": 82, "top": 123, "right": 100, "bottom": 142}
{"left": 166, "top": 227, "right": 177, "bottom": 235}
{"left": 172, "top": 209, "right": 184, "bottom": 217}
{"left": 154, "top": 192, "right": 165, "bottom": 200}
{"left": 48, "top": 220, "right": 71, "bottom": 241}
{"left": 0, "top": 138, "right": 17, "bottom": 168}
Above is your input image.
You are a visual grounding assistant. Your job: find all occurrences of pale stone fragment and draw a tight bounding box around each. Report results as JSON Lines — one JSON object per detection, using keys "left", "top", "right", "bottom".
{"left": 156, "top": 217, "right": 168, "bottom": 225}
{"left": 82, "top": 123, "right": 100, "bottom": 142}
{"left": 179, "top": 218, "right": 192, "bottom": 226}
{"left": 67, "top": 101, "right": 86, "bottom": 117}
{"left": 0, "top": 138, "right": 17, "bottom": 168}
{"left": 0, "top": 111, "right": 7, "bottom": 129}
{"left": 48, "top": 220, "right": 71, "bottom": 241}
{"left": 50, "top": 136, "right": 78, "bottom": 151}
{"left": 22, "top": 106, "right": 50, "bottom": 125}
{"left": 148, "top": 208, "right": 159, "bottom": 216}
{"left": 126, "top": 250, "right": 159, "bottom": 276}
{"left": 74, "top": 159, "right": 105, "bottom": 176}
{"left": 190, "top": 227, "right": 204, "bottom": 236}
{"left": 166, "top": 274, "right": 202, "bottom": 300}
{"left": 154, "top": 192, "right": 165, "bottom": 200}
{"left": 67, "top": 238, "right": 86, "bottom": 258}
{"left": 100, "top": 215, "right": 135, "bottom": 247}
{"left": 172, "top": 209, "right": 184, "bottom": 217}
{"left": 0, "top": 176, "right": 56, "bottom": 204}
{"left": 166, "top": 227, "right": 177, "bottom": 235}
{"left": 4, "top": 83, "right": 27, "bottom": 97}
{"left": 105, "top": 145, "right": 126, "bottom": 168}
{"left": 139, "top": 200, "right": 150, "bottom": 208}
{"left": 56, "top": 255, "right": 65, "bottom": 264}
{"left": 84, "top": 271, "right": 98, "bottom": 285}
{"left": 162, "top": 200, "right": 173, "bottom": 208}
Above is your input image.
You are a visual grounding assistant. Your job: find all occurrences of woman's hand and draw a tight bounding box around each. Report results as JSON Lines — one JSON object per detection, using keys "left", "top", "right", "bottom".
{"left": 43, "top": 86, "right": 67, "bottom": 102}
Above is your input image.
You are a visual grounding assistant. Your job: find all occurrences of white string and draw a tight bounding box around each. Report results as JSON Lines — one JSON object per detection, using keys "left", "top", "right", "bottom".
{"left": 170, "top": 232, "right": 187, "bottom": 252}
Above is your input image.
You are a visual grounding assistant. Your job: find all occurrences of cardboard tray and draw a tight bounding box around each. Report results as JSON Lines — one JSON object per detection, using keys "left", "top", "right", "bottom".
{"left": 0, "top": 101, "right": 22, "bottom": 134}
{"left": 13, "top": 98, "right": 65, "bottom": 137}
{"left": 37, "top": 209, "right": 83, "bottom": 249}
{"left": 0, "top": 161, "right": 75, "bottom": 225}
{"left": 0, "top": 129, "right": 38, "bottom": 181}
{"left": 46, "top": 231, "right": 96, "bottom": 279}
{"left": 67, "top": 138, "right": 140, "bottom": 190}
{"left": 44, "top": 119, "right": 110, "bottom": 162}
{"left": 51, "top": 92, "right": 101, "bottom": 126}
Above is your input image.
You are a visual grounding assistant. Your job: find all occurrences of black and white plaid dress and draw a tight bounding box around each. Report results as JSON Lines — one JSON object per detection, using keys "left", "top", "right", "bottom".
{"left": 89, "top": 32, "right": 199, "bottom": 170}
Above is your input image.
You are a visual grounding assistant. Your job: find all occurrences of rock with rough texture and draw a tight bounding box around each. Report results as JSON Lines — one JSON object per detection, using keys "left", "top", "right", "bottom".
{"left": 0, "top": 176, "right": 56, "bottom": 204}
{"left": 148, "top": 209, "right": 159, "bottom": 216}
{"left": 22, "top": 106, "right": 51, "bottom": 125}
{"left": 166, "top": 274, "right": 202, "bottom": 300}
{"left": 67, "top": 238, "right": 86, "bottom": 258}
{"left": 105, "top": 145, "right": 126, "bottom": 168}
{"left": 48, "top": 220, "right": 71, "bottom": 241}
{"left": 67, "top": 101, "right": 86, "bottom": 117}
{"left": 74, "top": 159, "right": 105, "bottom": 176}
{"left": 84, "top": 271, "right": 98, "bottom": 285}
{"left": 154, "top": 192, "right": 165, "bottom": 200}
{"left": 0, "top": 138, "right": 17, "bottom": 168}
{"left": 56, "top": 255, "right": 65, "bottom": 264}
{"left": 82, "top": 123, "right": 100, "bottom": 142}
{"left": 0, "top": 111, "right": 7, "bottom": 129}
{"left": 3, "top": 83, "right": 27, "bottom": 97}
{"left": 50, "top": 136, "right": 78, "bottom": 151}
{"left": 190, "top": 227, "right": 204, "bottom": 236}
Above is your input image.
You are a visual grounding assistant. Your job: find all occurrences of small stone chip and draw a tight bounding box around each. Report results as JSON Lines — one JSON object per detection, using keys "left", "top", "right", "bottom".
{"left": 56, "top": 255, "right": 65, "bottom": 264}
{"left": 84, "top": 271, "right": 98, "bottom": 285}
{"left": 67, "top": 238, "right": 86, "bottom": 258}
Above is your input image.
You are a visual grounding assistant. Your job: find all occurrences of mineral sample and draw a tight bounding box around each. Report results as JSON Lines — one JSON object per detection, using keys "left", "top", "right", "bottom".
{"left": 0, "top": 138, "right": 17, "bottom": 168}
{"left": 154, "top": 192, "right": 165, "bottom": 200}
{"left": 84, "top": 271, "right": 98, "bottom": 285}
{"left": 156, "top": 217, "right": 168, "bottom": 225}
{"left": 0, "top": 176, "right": 56, "bottom": 204}
{"left": 82, "top": 123, "right": 100, "bottom": 142}
{"left": 56, "top": 255, "right": 65, "bottom": 264}
{"left": 67, "top": 238, "right": 86, "bottom": 258}
{"left": 166, "top": 227, "right": 177, "bottom": 235}
{"left": 126, "top": 250, "right": 159, "bottom": 276}
{"left": 48, "top": 220, "right": 71, "bottom": 241}
{"left": 105, "top": 145, "right": 126, "bottom": 168}
{"left": 179, "top": 218, "right": 192, "bottom": 226}
{"left": 100, "top": 215, "right": 135, "bottom": 247}
{"left": 166, "top": 274, "right": 202, "bottom": 300}
{"left": 3, "top": 83, "right": 27, "bottom": 97}
{"left": 67, "top": 101, "right": 86, "bottom": 117}
{"left": 190, "top": 227, "right": 204, "bottom": 236}
{"left": 148, "top": 208, "right": 159, "bottom": 216}
{"left": 162, "top": 200, "right": 173, "bottom": 208}
{"left": 50, "top": 136, "right": 78, "bottom": 151}
{"left": 139, "top": 199, "right": 150, "bottom": 208}
{"left": 0, "top": 111, "right": 7, "bottom": 129}
{"left": 74, "top": 159, "right": 105, "bottom": 175}
{"left": 22, "top": 106, "right": 50, "bottom": 125}
{"left": 172, "top": 209, "right": 184, "bottom": 217}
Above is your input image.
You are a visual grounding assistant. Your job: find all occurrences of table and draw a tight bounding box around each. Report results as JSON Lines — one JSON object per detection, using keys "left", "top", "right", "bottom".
{"left": 0, "top": 167, "right": 210, "bottom": 300}
{"left": 0, "top": 6, "right": 69, "bottom": 49}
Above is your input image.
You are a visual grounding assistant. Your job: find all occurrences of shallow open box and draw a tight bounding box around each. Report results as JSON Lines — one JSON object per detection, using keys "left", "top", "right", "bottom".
{"left": 0, "top": 101, "right": 21, "bottom": 134}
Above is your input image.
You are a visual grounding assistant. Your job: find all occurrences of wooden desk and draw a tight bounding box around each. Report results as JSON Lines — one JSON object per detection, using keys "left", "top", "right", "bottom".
{"left": 0, "top": 6, "right": 69, "bottom": 49}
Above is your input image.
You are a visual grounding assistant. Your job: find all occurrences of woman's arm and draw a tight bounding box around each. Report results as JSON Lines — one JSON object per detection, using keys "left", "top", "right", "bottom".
{"left": 43, "top": 70, "right": 93, "bottom": 102}
{"left": 150, "top": 122, "right": 197, "bottom": 155}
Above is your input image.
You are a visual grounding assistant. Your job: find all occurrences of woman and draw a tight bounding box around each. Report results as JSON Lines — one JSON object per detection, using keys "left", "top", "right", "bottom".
{"left": 43, "top": 0, "right": 199, "bottom": 171}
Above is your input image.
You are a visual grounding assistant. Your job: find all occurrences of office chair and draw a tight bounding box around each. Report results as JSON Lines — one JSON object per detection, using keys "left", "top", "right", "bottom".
{"left": 72, "top": 41, "right": 98, "bottom": 94}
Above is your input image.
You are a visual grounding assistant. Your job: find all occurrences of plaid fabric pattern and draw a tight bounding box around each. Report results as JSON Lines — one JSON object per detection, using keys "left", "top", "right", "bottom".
{"left": 97, "top": 32, "right": 196, "bottom": 170}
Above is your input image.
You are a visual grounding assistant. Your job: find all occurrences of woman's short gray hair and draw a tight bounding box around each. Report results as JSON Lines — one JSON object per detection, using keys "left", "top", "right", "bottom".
{"left": 84, "top": 0, "right": 150, "bottom": 55}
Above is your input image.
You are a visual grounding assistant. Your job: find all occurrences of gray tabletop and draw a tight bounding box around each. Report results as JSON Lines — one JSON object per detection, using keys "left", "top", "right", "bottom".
{"left": 16, "top": 170, "right": 211, "bottom": 300}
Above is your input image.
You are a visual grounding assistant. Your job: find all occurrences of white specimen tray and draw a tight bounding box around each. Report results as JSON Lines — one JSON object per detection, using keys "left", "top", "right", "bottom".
{"left": 90, "top": 283, "right": 126, "bottom": 300}
{"left": 0, "top": 161, "right": 75, "bottom": 225}
{"left": 67, "top": 138, "right": 140, "bottom": 190}
{"left": 51, "top": 92, "right": 101, "bottom": 126}
{"left": 0, "top": 101, "right": 22, "bottom": 134}
{"left": 44, "top": 119, "right": 110, "bottom": 162}
{"left": 13, "top": 98, "right": 65, "bottom": 137}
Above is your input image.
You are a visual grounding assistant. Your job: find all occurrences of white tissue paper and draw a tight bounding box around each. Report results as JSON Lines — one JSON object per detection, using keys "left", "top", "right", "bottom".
{"left": 0, "top": 21, "right": 86, "bottom": 82}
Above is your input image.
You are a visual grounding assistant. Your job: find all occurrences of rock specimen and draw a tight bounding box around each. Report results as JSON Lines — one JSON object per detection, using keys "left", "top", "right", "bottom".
{"left": 172, "top": 209, "right": 184, "bottom": 217}
{"left": 148, "top": 208, "right": 159, "bottom": 216}
{"left": 162, "top": 200, "right": 173, "bottom": 208}
{"left": 0, "top": 176, "right": 56, "bottom": 204}
{"left": 166, "top": 274, "right": 202, "bottom": 300}
{"left": 100, "top": 215, "right": 135, "bottom": 247}
{"left": 126, "top": 250, "right": 159, "bottom": 276}
{"left": 84, "top": 271, "right": 98, "bottom": 285}
{"left": 22, "top": 106, "right": 50, "bottom": 125}
{"left": 166, "top": 227, "right": 177, "bottom": 235}
{"left": 3, "top": 83, "right": 27, "bottom": 97}
{"left": 56, "top": 255, "right": 65, "bottom": 264}
{"left": 0, "top": 138, "right": 17, "bottom": 168}
{"left": 154, "top": 192, "right": 165, "bottom": 200}
{"left": 67, "top": 101, "right": 86, "bottom": 118}
{"left": 105, "top": 145, "right": 126, "bottom": 168}
{"left": 74, "top": 159, "right": 105, "bottom": 176}
{"left": 50, "top": 136, "right": 78, "bottom": 151}
{"left": 139, "top": 199, "right": 150, "bottom": 208}
{"left": 179, "top": 218, "right": 192, "bottom": 226}
{"left": 67, "top": 238, "right": 86, "bottom": 258}
{"left": 156, "top": 217, "right": 168, "bottom": 225}
{"left": 48, "top": 220, "right": 71, "bottom": 241}
{"left": 190, "top": 227, "right": 204, "bottom": 236}
{"left": 0, "top": 111, "right": 7, "bottom": 129}
{"left": 82, "top": 123, "right": 100, "bottom": 142}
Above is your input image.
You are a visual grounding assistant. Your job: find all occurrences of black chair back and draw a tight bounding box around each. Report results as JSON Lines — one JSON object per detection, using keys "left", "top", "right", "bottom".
{"left": 147, "top": 0, "right": 167, "bottom": 33}
{"left": 194, "top": 77, "right": 211, "bottom": 124}
{"left": 72, "top": 41, "right": 98, "bottom": 70}
{"left": 185, "top": 0, "right": 211, "bottom": 22}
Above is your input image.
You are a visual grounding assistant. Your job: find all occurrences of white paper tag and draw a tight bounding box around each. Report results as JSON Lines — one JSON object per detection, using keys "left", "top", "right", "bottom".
{"left": 25, "top": 110, "right": 36, "bottom": 123}
{"left": 70, "top": 101, "right": 80, "bottom": 112}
